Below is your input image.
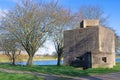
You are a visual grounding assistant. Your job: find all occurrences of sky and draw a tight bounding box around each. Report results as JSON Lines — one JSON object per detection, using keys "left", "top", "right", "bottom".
{"left": 58, "top": 0, "right": 120, "bottom": 35}
{"left": 0, "top": 0, "right": 120, "bottom": 54}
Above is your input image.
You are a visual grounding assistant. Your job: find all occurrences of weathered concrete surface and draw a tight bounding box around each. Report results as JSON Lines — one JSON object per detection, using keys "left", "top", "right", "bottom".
{"left": 80, "top": 20, "right": 99, "bottom": 28}
{"left": 91, "top": 27, "right": 115, "bottom": 68}
{"left": 64, "top": 27, "right": 99, "bottom": 67}
{"left": 99, "top": 27, "right": 116, "bottom": 66}
{"left": 64, "top": 20, "right": 115, "bottom": 68}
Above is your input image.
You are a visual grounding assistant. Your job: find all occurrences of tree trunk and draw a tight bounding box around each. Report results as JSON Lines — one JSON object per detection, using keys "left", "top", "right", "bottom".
{"left": 57, "top": 53, "right": 61, "bottom": 66}
{"left": 12, "top": 57, "right": 15, "bottom": 65}
{"left": 27, "top": 55, "right": 33, "bottom": 67}
{"left": 12, "top": 52, "right": 15, "bottom": 65}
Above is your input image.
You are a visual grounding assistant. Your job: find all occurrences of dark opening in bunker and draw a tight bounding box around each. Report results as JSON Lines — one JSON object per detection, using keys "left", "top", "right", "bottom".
{"left": 102, "top": 57, "right": 107, "bottom": 62}
{"left": 70, "top": 52, "right": 91, "bottom": 69}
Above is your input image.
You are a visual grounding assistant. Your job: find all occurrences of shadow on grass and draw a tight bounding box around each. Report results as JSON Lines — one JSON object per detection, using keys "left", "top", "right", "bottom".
{"left": 1, "top": 63, "right": 120, "bottom": 80}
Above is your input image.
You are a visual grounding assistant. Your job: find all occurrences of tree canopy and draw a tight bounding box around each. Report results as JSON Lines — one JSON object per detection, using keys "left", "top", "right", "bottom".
{"left": 0, "top": 0, "right": 62, "bottom": 66}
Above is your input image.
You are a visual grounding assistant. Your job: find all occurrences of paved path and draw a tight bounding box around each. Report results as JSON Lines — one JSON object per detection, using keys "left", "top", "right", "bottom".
{"left": 0, "top": 68, "right": 120, "bottom": 80}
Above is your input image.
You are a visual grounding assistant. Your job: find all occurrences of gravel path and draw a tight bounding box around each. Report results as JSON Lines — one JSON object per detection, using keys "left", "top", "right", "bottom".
{"left": 0, "top": 68, "right": 120, "bottom": 80}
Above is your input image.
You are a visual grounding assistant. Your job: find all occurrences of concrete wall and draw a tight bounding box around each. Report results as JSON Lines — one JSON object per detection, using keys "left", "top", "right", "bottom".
{"left": 64, "top": 20, "right": 115, "bottom": 68}
{"left": 99, "top": 27, "right": 115, "bottom": 66}
{"left": 64, "top": 30, "right": 76, "bottom": 65}
{"left": 64, "top": 27, "right": 99, "bottom": 66}
{"left": 91, "top": 27, "right": 115, "bottom": 68}
{"left": 91, "top": 51, "right": 115, "bottom": 68}
{"left": 99, "top": 27, "right": 115, "bottom": 53}
{"left": 80, "top": 20, "right": 99, "bottom": 28}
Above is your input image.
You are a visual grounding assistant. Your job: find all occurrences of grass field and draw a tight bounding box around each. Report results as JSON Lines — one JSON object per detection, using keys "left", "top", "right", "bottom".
{"left": 0, "top": 71, "right": 44, "bottom": 80}
{"left": 0, "top": 54, "right": 55, "bottom": 62}
{"left": 0, "top": 63, "right": 120, "bottom": 77}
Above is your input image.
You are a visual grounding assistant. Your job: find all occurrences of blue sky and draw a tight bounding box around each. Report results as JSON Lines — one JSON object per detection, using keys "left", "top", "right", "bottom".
{"left": 58, "top": 0, "right": 120, "bottom": 35}
{"left": 0, "top": 0, "right": 120, "bottom": 54}
{"left": 0, "top": 0, "right": 120, "bottom": 35}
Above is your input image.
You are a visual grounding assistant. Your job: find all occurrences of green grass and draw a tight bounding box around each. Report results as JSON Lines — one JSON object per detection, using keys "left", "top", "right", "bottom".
{"left": 0, "top": 63, "right": 120, "bottom": 77}
{"left": 0, "top": 71, "right": 44, "bottom": 80}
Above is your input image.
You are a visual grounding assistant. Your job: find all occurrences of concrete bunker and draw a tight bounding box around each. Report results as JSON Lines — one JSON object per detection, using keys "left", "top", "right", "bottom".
{"left": 64, "top": 20, "right": 115, "bottom": 69}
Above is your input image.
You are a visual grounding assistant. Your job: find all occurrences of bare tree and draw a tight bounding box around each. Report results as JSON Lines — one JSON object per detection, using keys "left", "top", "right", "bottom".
{"left": 74, "top": 5, "right": 109, "bottom": 28}
{"left": 2, "top": 37, "right": 21, "bottom": 65}
{"left": 51, "top": 7, "right": 74, "bottom": 66}
{"left": 0, "top": 0, "right": 59, "bottom": 66}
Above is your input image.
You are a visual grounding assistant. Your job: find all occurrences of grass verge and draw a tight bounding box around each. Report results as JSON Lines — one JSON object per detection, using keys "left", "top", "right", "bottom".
{"left": 0, "top": 63, "right": 120, "bottom": 77}
{"left": 0, "top": 71, "right": 44, "bottom": 80}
